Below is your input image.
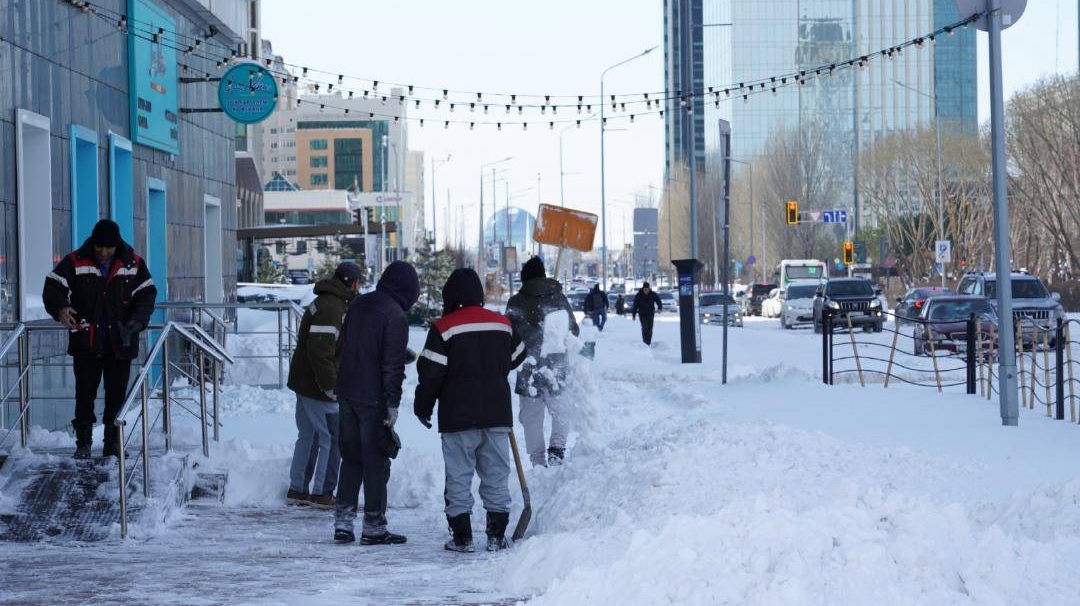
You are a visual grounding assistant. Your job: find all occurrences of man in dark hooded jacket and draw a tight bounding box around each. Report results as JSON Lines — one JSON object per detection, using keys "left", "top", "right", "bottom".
{"left": 333, "top": 261, "right": 419, "bottom": 545}
{"left": 505, "top": 257, "right": 579, "bottom": 467}
{"left": 582, "top": 284, "right": 608, "bottom": 331}
{"left": 285, "top": 262, "right": 363, "bottom": 509}
{"left": 43, "top": 219, "right": 156, "bottom": 459}
{"left": 414, "top": 268, "right": 527, "bottom": 552}
{"left": 631, "top": 281, "right": 663, "bottom": 345}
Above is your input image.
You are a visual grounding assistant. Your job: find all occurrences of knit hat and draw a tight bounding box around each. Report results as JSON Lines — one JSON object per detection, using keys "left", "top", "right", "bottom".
{"left": 334, "top": 261, "right": 364, "bottom": 286}
{"left": 642, "top": 282, "right": 651, "bottom": 289}
{"left": 520, "top": 256, "right": 546, "bottom": 282}
{"left": 90, "top": 219, "right": 122, "bottom": 247}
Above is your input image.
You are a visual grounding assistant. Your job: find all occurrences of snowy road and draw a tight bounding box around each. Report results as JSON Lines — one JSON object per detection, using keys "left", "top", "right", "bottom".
{"left": 3, "top": 310, "right": 1080, "bottom": 605}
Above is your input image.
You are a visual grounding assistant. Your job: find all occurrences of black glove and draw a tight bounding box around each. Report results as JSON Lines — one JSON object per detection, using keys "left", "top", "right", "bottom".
{"left": 405, "top": 348, "right": 418, "bottom": 364}
{"left": 119, "top": 320, "right": 144, "bottom": 348}
{"left": 416, "top": 415, "right": 432, "bottom": 429}
{"left": 123, "top": 320, "right": 145, "bottom": 334}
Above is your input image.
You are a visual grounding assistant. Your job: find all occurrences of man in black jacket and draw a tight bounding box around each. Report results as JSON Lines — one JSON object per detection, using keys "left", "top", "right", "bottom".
{"left": 582, "top": 284, "right": 609, "bottom": 331}
{"left": 333, "top": 261, "right": 419, "bottom": 545}
{"left": 415, "top": 268, "right": 527, "bottom": 552}
{"left": 631, "top": 282, "right": 663, "bottom": 345}
{"left": 285, "top": 262, "right": 363, "bottom": 509}
{"left": 505, "top": 257, "right": 579, "bottom": 467}
{"left": 42, "top": 219, "right": 157, "bottom": 459}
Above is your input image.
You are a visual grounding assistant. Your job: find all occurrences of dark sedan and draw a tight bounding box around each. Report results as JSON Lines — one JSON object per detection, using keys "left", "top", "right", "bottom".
{"left": 912, "top": 296, "right": 998, "bottom": 357}
{"left": 894, "top": 286, "right": 955, "bottom": 327}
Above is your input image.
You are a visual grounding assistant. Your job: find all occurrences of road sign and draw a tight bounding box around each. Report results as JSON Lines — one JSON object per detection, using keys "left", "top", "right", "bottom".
{"left": 821, "top": 209, "right": 848, "bottom": 224}
{"left": 746, "top": 255, "right": 756, "bottom": 265}
{"left": 805, "top": 211, "right": 821, "bottom": 223}
{"left": 955, "top": 0, "right": 1026, "bottom": 32}
{"left": 935, "top": 240, "right": 952, "bottom": 264}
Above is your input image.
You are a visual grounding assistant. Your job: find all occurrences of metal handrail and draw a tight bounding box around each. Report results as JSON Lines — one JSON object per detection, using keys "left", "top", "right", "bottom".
{"left": 0, "top": 323, "right": 27, "bottom": 360}
{"left": 114, "top": 320, "right": 232, "bottom": 539}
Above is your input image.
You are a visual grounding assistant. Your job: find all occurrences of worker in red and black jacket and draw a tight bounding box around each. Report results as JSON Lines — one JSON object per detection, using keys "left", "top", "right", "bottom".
{"left": 42, "top": 219, "right": 157, "bottom": 460}
{"left": 414, "top": 268, "right": 527, "bottom": 553}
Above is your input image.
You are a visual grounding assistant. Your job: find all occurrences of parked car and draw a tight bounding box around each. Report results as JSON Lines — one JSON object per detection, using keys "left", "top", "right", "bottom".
{"left": 657, "top": 290, "right": 678, "bottom": 313}
{"left": 893, "top": 286, "right": 955, "bottom": 328}
{"left": 780, "top": 281, "right": 821, "bottom": 329}
{"left": 912, "top": 295, "right": 998, "bottom": 357}
{"left": 699, "top": 293, "right": 743, "bottom": 327}
{"left": 760, "top": 288, "right": 784, "bottom": 318}
{"left": 742, "top": 283, "right": 777, "bottom": 316}
{"left": 566, "top": 291, "right": 588, "bottom": 312}
{"left": 812, "top": 278, "right": 884, "bottom": 333}
{"left": 956, "top": 270, "right": 1063, "bottom": 344}
{"left": 286, "top": 269, "right": 312, "bottom": 285}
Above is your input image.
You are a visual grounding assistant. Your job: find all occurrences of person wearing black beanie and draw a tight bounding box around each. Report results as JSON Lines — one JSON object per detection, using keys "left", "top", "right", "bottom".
{"left": 505, "top": 257, "right": 579, "bottom": 467}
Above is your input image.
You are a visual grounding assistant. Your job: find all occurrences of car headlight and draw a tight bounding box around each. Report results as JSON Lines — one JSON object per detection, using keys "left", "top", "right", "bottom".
{"left": 870, "top": 299, "right": 881, "bottom": 308}
{"left": 826, "top": 300, "right": 840, "bottom": 310}
{"left": 702, "top": 313, "right": 711, "bottom": 318}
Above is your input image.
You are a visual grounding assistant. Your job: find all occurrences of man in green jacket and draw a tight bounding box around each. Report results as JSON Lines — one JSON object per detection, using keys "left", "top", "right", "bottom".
{"left": 286, "top": 262, "right": 363, "bottom": 508}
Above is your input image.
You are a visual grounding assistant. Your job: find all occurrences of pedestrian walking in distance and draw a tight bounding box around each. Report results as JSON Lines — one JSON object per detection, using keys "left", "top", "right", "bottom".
{"left": 631, "top": 282, "right": 663, "bottom": 345}
{"left": 505, "top": 257, "right": 579, "bottom": 467}
{"left": 415, "top": 268, "right": 527, "bottom": 552}
{"left": 333, "top": 261, "right": 419, "bottom": 545}
{"left": 582, "top": 284, "right": 609, "bottom": 331}
{"left": 285, "top": 262, "right": 363, "bottom": 510}
{"left": 43, "top": 219, "right": 156, "bottom": 459}
{"left": 615, "top": 294, "right": 626, "bottom": 316}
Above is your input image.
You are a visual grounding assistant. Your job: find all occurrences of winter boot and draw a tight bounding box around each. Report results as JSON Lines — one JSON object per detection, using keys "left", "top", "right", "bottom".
{"left": 360, "top": 531, "right": 407, "bottom": 545}
{"left": 444, "top": 513, "right": 474, "bottom": 553}
{"left": 486, "top": 511, "right": 511, "bottom": 551}
{"left": 101, "top": 425, "right": 127, "bottom": 459}
{"left": 547, "top": 447, "right": 565, "bottom": 466}
{"left": 333, "top": 527, "right": 355, "bottom": 543}
{"left": 286, "top": 489, "right": 311, "bottom": 506}
{"left": 307, "top": 493, "right": 335, "bottom": 510}
{"left": 72, "top": 422, "right": 93, "bottom": 460}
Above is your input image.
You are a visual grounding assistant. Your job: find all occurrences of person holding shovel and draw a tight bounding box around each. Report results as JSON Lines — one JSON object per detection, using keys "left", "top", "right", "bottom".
{"left": 414, "top": 268, "right": 527, "bottom": 552}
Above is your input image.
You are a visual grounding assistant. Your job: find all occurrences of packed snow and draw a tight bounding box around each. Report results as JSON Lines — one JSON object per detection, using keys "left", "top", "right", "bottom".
{"left": 2, "top": 308, "right": 1080, "bottom": 605}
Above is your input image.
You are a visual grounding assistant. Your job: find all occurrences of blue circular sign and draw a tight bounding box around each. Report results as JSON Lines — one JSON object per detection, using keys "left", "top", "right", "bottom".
{"left": 218, "top": 63, "right": 278, "bottom": 124}
{"left": 746, "top": 255, "right": 756, "bottom": 265}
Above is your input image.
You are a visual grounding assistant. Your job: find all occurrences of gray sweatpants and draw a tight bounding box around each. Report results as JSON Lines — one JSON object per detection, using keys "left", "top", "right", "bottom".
{"left": 441, "top": 428, "right": 512, "bottom": 517}
{"left": 288, "top": 394, "right": 339, "bottom": 495}
{"left": 518, "top": 394, "right": 568, "bottom": 467}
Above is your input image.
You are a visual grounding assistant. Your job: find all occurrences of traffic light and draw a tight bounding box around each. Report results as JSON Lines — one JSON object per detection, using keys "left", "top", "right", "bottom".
{"left": 842, "top": 241, "right": 854, "bottom": 265}
{"left": 786, "top": 200, "right": 799, "bottom": 225}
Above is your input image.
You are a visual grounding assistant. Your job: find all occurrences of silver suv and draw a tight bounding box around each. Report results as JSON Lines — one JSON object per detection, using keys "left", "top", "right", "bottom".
{"left": 955, "top": 271, "right": 1064, "bottom": 336}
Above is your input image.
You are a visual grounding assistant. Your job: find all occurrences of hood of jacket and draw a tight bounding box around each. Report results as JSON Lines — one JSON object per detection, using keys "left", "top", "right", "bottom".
{"left": 313, "top": 276, "right": 356, "bottom": 302}
{"left": 442, "top": 268, "right": 485, "bottom": 314}
{"left": 376, "top": 261, "right": 420, "bottom": 310}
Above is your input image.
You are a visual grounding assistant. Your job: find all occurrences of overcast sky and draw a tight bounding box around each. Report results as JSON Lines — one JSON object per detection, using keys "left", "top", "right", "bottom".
{"left": 260, "top": 0, "right": 1078, "bottom": 250}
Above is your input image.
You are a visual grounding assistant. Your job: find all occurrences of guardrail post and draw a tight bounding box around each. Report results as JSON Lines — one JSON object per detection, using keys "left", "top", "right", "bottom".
{"left": 966, "top": 315, "right": 977, "bottom": 395}
{"left": 1055, "top": 318, "right": 1065, "bottom": 421}
{"left": 198, "top": 348, "right": 209, "bottom": 457}
{"left": 212, "top": 357, "right": 220, "bottom": 442}
{"left": 141, "top": 381, "right": 150, "bottom": 498}
{"left": 277, "top": 309, "right": 285, "bottom": 389}
{"left": 18, "top": 331, "right": 29, "bottom": 449}
{"left": 821, "top": 308, "right": 829, "bottom": 385}
{"left": 162, "top": 338, "right": 171, "bottom": 453}
{"left": 117, "top": 419, "right": 128, "bottom": 539}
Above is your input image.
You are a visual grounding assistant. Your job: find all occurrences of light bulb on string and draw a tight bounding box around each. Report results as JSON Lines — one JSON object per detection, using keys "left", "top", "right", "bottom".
{"left": 549, "top": 122, "right": 554, "bottom": 130}
{"left": 408, "top": 85, "right": 414, "bottom": 94}
{"left": 373, "top": 81, "right": 379, "bottom": 91}
{"left": 518, "top": 106, "right": 523, "bottom": 115}
{"left": 470, "top": 122, "right": 475, "bottom": 131}
{"left": 523, "top": 123, "right": 527, "bottom": 131}
{"left": 443, "top": 89, "right": 448, "bottom": 100}
{"left": 444, "top": 121, "right": 450, "bottom": 129}
{"left": 497, "top": 123, "right": 502, "bottom": 131}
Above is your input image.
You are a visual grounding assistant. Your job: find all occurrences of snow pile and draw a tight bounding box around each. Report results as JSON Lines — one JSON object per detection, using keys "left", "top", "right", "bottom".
{"left": 502, "top": 412, "right": 1080, "bottom": 605}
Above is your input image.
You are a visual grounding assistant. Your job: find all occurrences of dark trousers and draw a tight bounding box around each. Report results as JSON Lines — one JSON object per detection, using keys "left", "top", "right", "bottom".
{"left": 639, "top": 314, "right": 655, "bottom": 345}
{"left": 335, "top": 399, "right": 390, "bottom": 530}
{"left": 590, "top": 310, "right": 607, "bottom": 331}
{"left": 72, "top": 355, "right": 132, "bottom": 446}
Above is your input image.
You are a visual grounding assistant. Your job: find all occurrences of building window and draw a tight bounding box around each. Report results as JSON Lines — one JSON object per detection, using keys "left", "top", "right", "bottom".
{"left": 270, "top": 142, "right": 279, "bottom": 149}
{"left": 310, "top": 139, "right": 328, "bottom": 150}
{"left": 270, "top": 128, "right": 278, "bottom": 134}
{"left": 310, "top": 156, "right": 328, "bottom": 168}
{"left": 276, "top": 240, "right": 286, "bottom": 254}
{"left": 311, "top": 173, "right": 328, "bottom": 186}
{"left": 334, "top": 138, "right": 363, "bottom": 190}
{"left": 296, "top": 240, "right": 308, "bottom": 255}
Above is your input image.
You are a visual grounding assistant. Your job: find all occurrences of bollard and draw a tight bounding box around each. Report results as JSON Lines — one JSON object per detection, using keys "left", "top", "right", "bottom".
{"left": 966, "top": 315, "right": 976, "bottom": 395}
{"left": 1055, "top": 318, "right": 1065, "bottom": 421}
{"left": 821, "top": 308, "right": 830, "bottom": 385}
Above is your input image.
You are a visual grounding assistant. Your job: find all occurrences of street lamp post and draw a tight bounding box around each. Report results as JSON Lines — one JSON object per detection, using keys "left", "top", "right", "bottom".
{"left": 478, "top": 156, "right": 513, "bottom": 274}
{"left": 431, "top": 154, "right": 451, "bottom": 249}
{"left": 601, "top": 46, "right": 656, "bottom": 289}
{"left": 381, "top": 134, "right": 388, "bottom": 275}
{"left": 728, "top": 158, "right": 755, "bottom": 280}
{"left": 895, "top": 79, "right": 945, "bottom": 287}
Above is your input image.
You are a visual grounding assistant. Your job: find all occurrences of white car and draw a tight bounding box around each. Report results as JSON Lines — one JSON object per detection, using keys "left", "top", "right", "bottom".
{"left": 780, "top": 280, "right": 822, "bottom": 329}
{"left": 761, "top": 288, "right": 784, "bottom": 318}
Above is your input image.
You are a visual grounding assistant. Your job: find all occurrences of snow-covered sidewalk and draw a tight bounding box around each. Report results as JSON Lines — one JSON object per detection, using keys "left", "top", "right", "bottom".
{"left": 2, "top": 312, "right": 1079, "bottom": 605}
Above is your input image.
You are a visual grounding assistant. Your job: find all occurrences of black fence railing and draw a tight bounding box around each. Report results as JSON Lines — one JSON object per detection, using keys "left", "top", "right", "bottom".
{"left": 823, "top": 309, "right": 1079, "bottom": 425}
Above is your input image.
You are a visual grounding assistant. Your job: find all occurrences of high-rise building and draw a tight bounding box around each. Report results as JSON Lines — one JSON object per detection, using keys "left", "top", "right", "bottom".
{"left": 664, "top": 0, "right": 977, "bottom": 173}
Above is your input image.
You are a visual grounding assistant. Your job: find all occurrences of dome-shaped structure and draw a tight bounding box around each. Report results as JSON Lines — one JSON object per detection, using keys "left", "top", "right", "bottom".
{"left": 484, "top": 206, "right": 536, "bottom": 254}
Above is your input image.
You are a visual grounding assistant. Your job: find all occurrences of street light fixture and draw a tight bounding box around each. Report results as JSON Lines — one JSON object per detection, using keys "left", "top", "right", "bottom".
{"left": 479, "top": 156, "right": 513, "bottom": 274}
{"left": 431, "top": 154, "right": 451, "bottom": 249}
{"left": 600, "top": 45, "right": 656, "bottom": 289}
{"left": 894, "top": 79, "right": 945, "bottom": 287}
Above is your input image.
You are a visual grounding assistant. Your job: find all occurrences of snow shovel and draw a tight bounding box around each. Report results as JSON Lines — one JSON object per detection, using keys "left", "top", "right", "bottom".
{"left": 508, "top": 429, "right": 531, "bottom": 541}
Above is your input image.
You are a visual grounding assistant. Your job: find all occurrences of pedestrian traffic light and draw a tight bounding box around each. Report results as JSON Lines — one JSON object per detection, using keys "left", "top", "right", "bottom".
{"left": 786, "top": 200, "right": 799, "bottom": 225}
{"left": 842, "top": 241, "right": 854, "bottom": 265}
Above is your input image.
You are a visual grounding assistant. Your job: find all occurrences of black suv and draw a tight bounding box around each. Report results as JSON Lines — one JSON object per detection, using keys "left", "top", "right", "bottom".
{"left": 743, "top": 283, "right": 776, "bottom": 317}
{"left": 813, "top": 278, "right": 884, "bottom": 333}
{"left": 955, "top": 271, "right": 1063, "bottom": 339}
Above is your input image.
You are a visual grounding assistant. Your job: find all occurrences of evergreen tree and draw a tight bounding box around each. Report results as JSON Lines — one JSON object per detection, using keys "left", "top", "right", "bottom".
{"left": 255, "top": 247, "right": 287, "bottom": 284}
{"left": 313, "top": 238, "right": 344, "bottom": 282}
{"left": 409, "top": 237, "right": 457, "bottom": 325}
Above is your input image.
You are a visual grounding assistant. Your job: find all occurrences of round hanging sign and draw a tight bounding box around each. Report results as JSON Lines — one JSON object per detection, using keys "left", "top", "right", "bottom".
{"left": 218, "top": 63, "right": 278, "bottom": 124}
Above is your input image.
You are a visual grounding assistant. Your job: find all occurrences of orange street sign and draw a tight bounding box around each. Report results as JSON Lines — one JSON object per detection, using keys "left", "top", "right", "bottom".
{"left": 532, "top": 204, "right": 598, "bottom": 252}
